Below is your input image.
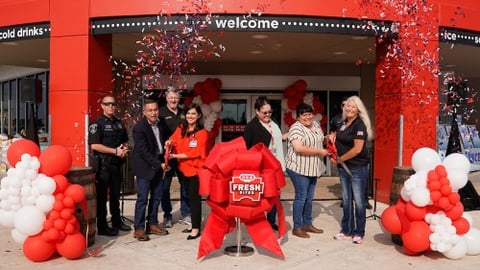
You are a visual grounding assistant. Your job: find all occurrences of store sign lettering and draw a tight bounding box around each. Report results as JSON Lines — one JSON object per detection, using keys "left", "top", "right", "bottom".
{"left": 0, "top": 24, "right": 49, "bottom": 42}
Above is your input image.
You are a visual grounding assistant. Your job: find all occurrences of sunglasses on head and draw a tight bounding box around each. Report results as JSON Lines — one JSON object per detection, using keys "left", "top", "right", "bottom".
{"left": 102, "top": 102, "right": 116, "bottom": 107}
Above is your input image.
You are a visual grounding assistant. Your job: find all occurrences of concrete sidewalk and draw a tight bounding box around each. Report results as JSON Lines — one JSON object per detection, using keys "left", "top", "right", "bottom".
{"left": 1, "top": 177, "right": 480, "bottom": 270}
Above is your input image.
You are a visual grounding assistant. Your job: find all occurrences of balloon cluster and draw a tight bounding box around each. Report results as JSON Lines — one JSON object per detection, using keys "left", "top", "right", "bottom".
{"left": 185, "top": 78, "right": 223, "bottom": 151}
{"left": 0, "top": 139, "right": 86, "bottom": 262}
{"left": 281, "top": 80, "right": 327, "bottom": 132}
{"left": 381, "top": 147, "right": 480, "bottom": 260}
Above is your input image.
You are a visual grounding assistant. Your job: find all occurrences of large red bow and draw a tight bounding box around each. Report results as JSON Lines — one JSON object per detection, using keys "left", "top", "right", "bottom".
{"left": 326, "top": 140, "right": 337, "bottom": 162}
{"left": 197, "top": 137, "right": 286, "bottom": 259}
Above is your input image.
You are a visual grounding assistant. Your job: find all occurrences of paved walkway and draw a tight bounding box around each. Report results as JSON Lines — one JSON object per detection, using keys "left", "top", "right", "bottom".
{"left": 1, "top": 177, "right": 480, "bottom": 269}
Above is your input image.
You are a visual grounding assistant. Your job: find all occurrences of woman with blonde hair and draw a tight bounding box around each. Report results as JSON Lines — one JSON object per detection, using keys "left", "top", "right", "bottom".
{"left": 330, "top": 95, "right": 373, "bottom": 244}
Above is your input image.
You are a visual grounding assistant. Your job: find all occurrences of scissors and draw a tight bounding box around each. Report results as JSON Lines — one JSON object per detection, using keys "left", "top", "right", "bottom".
{"left": 326, "top": 139, "right": 353, "bottom": 177}
{"left": 162, "top": 143, "right": 172, "bottom": 179}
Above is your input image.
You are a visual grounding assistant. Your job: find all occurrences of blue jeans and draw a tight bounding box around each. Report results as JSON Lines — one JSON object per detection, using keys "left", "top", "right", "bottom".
{"left": 134, "top": 172, "right": 163, "bottom": 230}
{"left": 286, "top": 168, "right": 317, "bottom": 229}
{"left": 338, "top": 164, "right": 369, "bottom": 237}
{"left": 162, "top": 162, "right": 191, "bottom": 219}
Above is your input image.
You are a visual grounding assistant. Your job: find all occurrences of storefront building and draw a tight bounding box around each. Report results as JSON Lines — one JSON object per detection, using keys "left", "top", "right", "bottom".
{"left": 1, "top": 0, "right": 480, "bottom": 203}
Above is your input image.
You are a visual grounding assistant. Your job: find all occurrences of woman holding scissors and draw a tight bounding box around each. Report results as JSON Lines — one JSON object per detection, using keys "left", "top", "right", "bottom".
{"left": 329, "top": 96, "right": 373, "bottom": 244}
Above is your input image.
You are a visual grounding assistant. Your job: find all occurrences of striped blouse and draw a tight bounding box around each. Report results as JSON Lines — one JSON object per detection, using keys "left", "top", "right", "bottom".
{"left": 285, "top": 120, "right": 325, "bottom": 177}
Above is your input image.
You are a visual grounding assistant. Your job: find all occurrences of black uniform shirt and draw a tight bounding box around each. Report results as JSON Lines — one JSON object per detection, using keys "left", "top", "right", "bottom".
{"left": 88, "top": 114, "right": 129, "bottom": 150}
{"left": 159, "top": 106, "right": 185, "bottom": 138}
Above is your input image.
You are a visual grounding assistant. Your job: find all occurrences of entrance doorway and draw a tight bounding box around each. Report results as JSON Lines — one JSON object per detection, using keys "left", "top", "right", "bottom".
{"left": 220, "top": 94, "right": 283, "bottom": 142}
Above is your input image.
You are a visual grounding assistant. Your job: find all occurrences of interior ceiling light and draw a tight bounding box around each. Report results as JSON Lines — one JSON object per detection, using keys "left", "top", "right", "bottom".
{"left": 351, "top": 36, "right": 368, "bottom": 40}
{"left": 2, "top": 42, "right": 19, "bottom": 46}
{"left": 35, "top": 59, "right": 48, "bottom": 63}
{"left": 249, "top": 50, "right": 264, "bottom": 55}
{"left": 333, "top": 51, "right": 347, "bottom": 55}
{"left": 251, "top": 34, "right": 269, "bottom": 39}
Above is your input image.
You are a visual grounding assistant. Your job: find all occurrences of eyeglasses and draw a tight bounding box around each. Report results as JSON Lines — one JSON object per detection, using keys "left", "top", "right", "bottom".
{"left": 102, "top": 102, "right": 116, "bottom": 107}
{"left": 260, "top": 110, "right": 273, "bottom": 115}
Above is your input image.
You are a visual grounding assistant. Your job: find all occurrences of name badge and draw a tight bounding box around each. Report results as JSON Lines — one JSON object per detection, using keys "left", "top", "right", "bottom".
{"left": 189, "top": 140, "right": 197, "bottom": 148}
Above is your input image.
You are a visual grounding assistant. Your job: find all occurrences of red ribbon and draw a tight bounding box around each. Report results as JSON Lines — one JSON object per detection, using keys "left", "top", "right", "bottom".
{"left": 197, "top": 137, "right": 286, "bottom": 259}
{"left": 164, "top": 143, "right": 172, "bottom": 171}
{"left": 326, "top": 140, "right": 337, "bottom": 162}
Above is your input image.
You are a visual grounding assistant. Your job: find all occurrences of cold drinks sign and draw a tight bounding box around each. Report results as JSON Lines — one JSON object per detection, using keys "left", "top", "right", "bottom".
{"left": 0, "top": 23, "right": 50, "bottom": 42}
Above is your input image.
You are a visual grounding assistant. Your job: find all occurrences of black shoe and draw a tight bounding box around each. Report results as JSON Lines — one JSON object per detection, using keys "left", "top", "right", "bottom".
{"left": 98, "top": 227, "right": 119, "bottom": 236}
{"left": 366, "top": 201, "right": 373, "bottom": 210}
{"left": 114, "top": 223, "right": 132, "bottom": 231}
{"left": 182, "top": 228, "right": 192, "bottom": 233}
{"left": 187, "top": 233, "right": 201, "bottom": 240}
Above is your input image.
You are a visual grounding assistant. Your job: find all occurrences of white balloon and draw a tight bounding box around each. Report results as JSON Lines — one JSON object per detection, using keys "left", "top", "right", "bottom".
{"left": 411, "top": 147, "right": 442, "bottom": 172}
{"left": 210, "top": 100, "right": 222, "bottom": 113}
{"left": 281, "top": 99, "right": 289, "bottom": 111}
{"left": 25, "top": 169, "right": 38, "bottom": 180}
{"left": 29, "top": 158, "right": 41, "bottom": 171}
{"left": 11, "top": 228, "right": 27, "bottom": 244}
{"left": 0, "top": 188, "right": 8, "bottom": 200}
{"left": 20, "top": 153, "right": 33, "bottom": 163}
{"left": 462, "top": 213, "right": 474, "bottom": 227}
{"left": 0, "top": 210, "right": 15, "bottom": 227}
{"left": 36, "top": 177, "right": 56, "bottom": 195}
{"left": 35, "top": 195, "right": 55, "bottom": 213}
{"left": 13, "top": 206, "right": 45, "bottom": 236}
{"left": 411, "top": 187, "right": 430, "bottom": 207}
{"left": 400, "top": 187, "right": 411, "bottom": 201}
{"left": 443, "top": 237, "right": 467, "bottom": 260}
{"left": 200, "top": 103, "right": 211, "bottom": 116}
{"left": 446, "top": 169, "right": 468, "bottom": 191}
{"left": 443, "top": 153, "right": 471, "bottom": 174}
{"left": 463, "top": 228, "right": 480, "bottom": 255}
{"left": 313, "top": 113, "right": 322, "bottom": 122}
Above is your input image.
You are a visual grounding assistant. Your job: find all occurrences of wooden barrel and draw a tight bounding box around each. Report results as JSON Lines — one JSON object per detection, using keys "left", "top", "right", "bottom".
{"left": 66, "top": 167, "right": 97, "bottom": 247}
{"left": 390, "top": 166, "right": 415, "bottom": 246}
{"left": 390, "top": 166, "right": 415, "bottom": 205}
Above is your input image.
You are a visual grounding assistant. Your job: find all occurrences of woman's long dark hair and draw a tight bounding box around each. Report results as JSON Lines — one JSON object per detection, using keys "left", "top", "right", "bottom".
{"left": 180, "top": 103, "right": 204, "bottom": 137}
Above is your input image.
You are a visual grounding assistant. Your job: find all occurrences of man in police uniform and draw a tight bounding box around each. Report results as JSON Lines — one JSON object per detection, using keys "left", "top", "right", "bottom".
{"left": 159, "top": 87, "right": 191, "bottom": 228}
{"left": 88, "top": 94, "right": 131, "bottom": 236}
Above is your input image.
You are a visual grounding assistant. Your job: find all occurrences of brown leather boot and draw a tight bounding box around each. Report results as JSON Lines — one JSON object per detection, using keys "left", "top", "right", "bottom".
{"left": 302, "top": 225, "right": 324, "bottom": 234}
{"left": 146, "top": 224, "right": 169, "bottom": 235}
{"left": 292, "top": 228, "right": 310, "bottom": 238}
{"left": 133, "top": 230, "right": 150, "bottom": 241}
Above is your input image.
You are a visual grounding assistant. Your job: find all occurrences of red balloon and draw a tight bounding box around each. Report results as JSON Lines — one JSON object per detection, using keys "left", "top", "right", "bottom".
{"left": 54, "top": 219, "right": 66, "bottom": 231}
{"left": 401, "top": 221, "right": 431, "bottom": 253}
{"left": 63, "top": 196, "right": 75, "bottom": 208}
{"left": 435, "top": 165, "right": 448, "bottom": 178}
{"left": 430, "top": 190, "right": 442, "bottom": 202}
{"left": 446, "top": 202, "right": 464, "bottom": 221}
{"left": 65, "top": 184, "right": 85, "bottom": 203}
{"left": 6, "top": 139, "right": 41, "bottom": 167}
{"left": 438, "top": 197, "right": 451, "bottom": 210}
{"left": 440, "top": 185, "right": 452, "bottom": 196}
{"left": 294, "top": 79, "right": 307, "bottom": 91}
{"left": 381, "top": 206, "right": 402, "bottom": 234}
{"left": 427, "top": 179, "right": 441, "bottom": 191}
{"left": 23, "top": 234, "right": 57, "bottom": 262}
{"left": 427, "top": 170, "right": 439, "bottom": 182}
{"left": 60, "top": 208, "right": 74, "bottom": 220}
{"left": 448, "top": 192, "right": 460, "bottom": 205}
{"left": 43, "top": 219, "right": 53, "bottom": 230}
{"left": 287, "top": 97, "right": 301, "bottom": 111}
{"left": 47, "top": 228, "right": 60, "bottom": 241}
{"left": 452, "top": 217, "right": 470, "bottom": 235}
{"left": 39, "top": 145, "right": 72, "bottom": 177}
{"left": 439, "top": 177, "right": 450, "bottom": 186}
{"left": 53, "top": 175, "right": 70, "bottom": 194}
{"left": 56, "top": 232, "right": 86, "bottom": 259}
{"left": 405, "top": 201, "right": 427, "bottom": 221}
{"left": 64, "top": 223, "right": 76, "bottom": 234}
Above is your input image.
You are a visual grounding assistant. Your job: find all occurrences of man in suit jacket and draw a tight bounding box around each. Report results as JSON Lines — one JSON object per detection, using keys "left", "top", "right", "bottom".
{"left": 132, "top": 99, "right": 170, "bottom": 241}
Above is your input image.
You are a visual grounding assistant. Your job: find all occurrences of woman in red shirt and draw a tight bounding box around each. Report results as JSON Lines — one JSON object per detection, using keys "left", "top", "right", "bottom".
{"left": 168, "top": 103, "right": 208, "bottom": 240}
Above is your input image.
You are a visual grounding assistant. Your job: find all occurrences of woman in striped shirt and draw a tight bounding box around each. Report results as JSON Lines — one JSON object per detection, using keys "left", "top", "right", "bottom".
{"left": 285, "top": 103, "right": 330, "bottom": 238}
